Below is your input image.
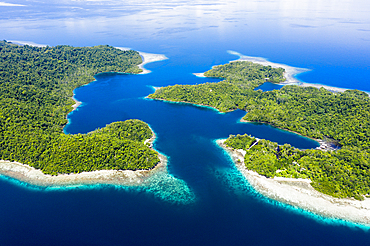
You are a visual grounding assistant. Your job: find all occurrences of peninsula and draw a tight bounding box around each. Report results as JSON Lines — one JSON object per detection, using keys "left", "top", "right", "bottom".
{"left": 148, "top": 58, "right": 370, "bottom": 225}
{"left": 0, "top": 41, "right": 164, "bottom": 182}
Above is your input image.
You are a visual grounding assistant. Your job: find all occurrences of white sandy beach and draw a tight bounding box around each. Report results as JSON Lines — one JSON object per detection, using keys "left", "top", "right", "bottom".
{"left": 137, "top": 51, "right": 168, "bottom": 74}
{"left": 0, "top": 129, "right": 166, "bottom": 187}
{"left": 195, "top": 52, "right": 353, "bottom": 94}
{"left": 0, "top": 153, "right": 167, "bottom": 187}
{"left": 217, "top": 139, "right": 370, "bottom": 226}
{"left": 193, "top": 73, "right": 206, "bottom": 78}
{"left": 4, "top": 41, "right": 369, "bottom": 217}
{"left": 9, "top": 42, "right": 168, "bottom": 75}
{"left": 0, "top": 42, "right": 169, "bottom": 187}
{"left": 0, "top": 132, "right": 195, "bottom": 204}
{"left": 5, "top": 41, "right": 353, "bottom": 94}
{"left": 71, "top": 95, "right": 82, "bottom": 111}
{"left": 115, "top": 47, "right": 168, "bottom": 74}
{"left": 70, "top": 49, "right": 167, "bottom": 112}
{"left": 228, "top": 50, "right": 351, "bottom": 93}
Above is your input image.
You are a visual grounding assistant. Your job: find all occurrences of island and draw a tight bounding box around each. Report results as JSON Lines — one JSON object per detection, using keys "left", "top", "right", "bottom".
{"left": 1, "top": 40, "right": 370, "bottom": 224}
{"left": 148, "top": 59, "right": 370, "bottom": 225}
{"left": 0, "top": 40, "right": 165, "bottom": 185}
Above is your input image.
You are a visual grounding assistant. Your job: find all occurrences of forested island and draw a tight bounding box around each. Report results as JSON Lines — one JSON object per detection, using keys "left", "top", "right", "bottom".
{"left": 2, "top": 39, "right": 370, "bottom": 201}
{"left": 149, "top": 61, "right": 370, "bottom": 200}
{"left": 0, "top": 41, "right": 160, "bottom": 175}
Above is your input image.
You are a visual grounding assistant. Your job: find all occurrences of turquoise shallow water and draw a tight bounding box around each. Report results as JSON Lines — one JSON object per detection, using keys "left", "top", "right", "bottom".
{"left": 1, "top": 0, "right": 370, "bottom": 245}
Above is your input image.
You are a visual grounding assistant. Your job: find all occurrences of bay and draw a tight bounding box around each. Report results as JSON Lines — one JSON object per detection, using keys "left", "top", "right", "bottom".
{"left": 1, "top": 0, "right": 370, "bottom": 245}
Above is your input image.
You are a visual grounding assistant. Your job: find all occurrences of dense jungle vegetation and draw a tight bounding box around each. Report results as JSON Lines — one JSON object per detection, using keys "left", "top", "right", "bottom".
{"left": 149, "top": 61, "right": 370, "bottom": 199}
{"left": 225, "top": 134, "right": 370, "bottom": 200}
{"left": 150, "top": 61, "right": 285, "bottom": 112}
{"left": 0, "top": 41, "right": 159, "bottom": 175}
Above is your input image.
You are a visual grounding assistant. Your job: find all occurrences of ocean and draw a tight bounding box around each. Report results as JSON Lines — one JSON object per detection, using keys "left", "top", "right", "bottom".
{"left": 1, "top": 0, "right": 370, "bottom": 245}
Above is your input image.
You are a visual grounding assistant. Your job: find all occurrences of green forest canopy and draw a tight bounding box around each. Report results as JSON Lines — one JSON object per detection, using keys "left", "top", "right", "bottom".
{"left": 225, "top": 134, "right": 370, "bottom": 201}
{"left": 149, "top": 61, "right": 370, "bottom": 200}
{"left": 0, "top": 40, "right": 160, "bottom": 175}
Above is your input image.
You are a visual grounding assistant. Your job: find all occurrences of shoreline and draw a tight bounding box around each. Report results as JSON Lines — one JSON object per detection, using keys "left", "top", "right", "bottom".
{"left": 228, "top": 50, "right": 352, "bottom": 93}
{"left": 148, "top": 86, "right": 230, "bottom": 113}
{"left": 239, "top": 118, "right": 337, "bottom": 151}
{"left": 0, "top": 41, "right": 196, "bottom": 202}
{"left": 0, "top": 154, "right": 167, "bottom": 187}
{"left": 68, "top": 49, "right": 168, "bottom": 116}
{"left": 0, "top": 124, "right": 167, "bottom": 187}
{"left": 148, "top": 96, "right": 227, "bottom": 113}
{"left": 71, "top": 95, "right": 82, "bottom": 111}
{"left": 0, "top": 123, "right": 195, "bottom": 203}
{"left": 228, "top": 50, "right": 310, "bottom": 84}
{"left": 9, "top": 42, "right": 169, "bottom": 75}
{"left": 193, "top": 72, "right": 206, "bottom": 78}
{"left": 115, "top": 47, "right": 168, "bottom": 74}
{"left": 138, "top": 51, "right": 168, "bottom": 74}
{"left": 216, "top": 139, "right": 370, "bottom": 227}
{"left": 1, "top": 41, "right": 168, "bottom": 186}
{"left": 0, "top": 153, "right": 167, "bottom": 187}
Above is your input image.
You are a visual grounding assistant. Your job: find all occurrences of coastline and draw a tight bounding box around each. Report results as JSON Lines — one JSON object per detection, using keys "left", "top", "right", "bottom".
{"left": 9, "top": 42, "right": 168, "bottom": 75}
{"left": 0, "top": 122, "right": 195, "bottom": 203}
{"left": 71, "top": 95, "right": 82, "bottom": 111}
{"left": 0, "top": 154, "right": 167, "bottom": 187}
{"left": 239, "top": 118, "right": 336, "bottom": 151}
{"left": 69, "top": 49, "right": 167, "bottom": 115}
{"left": 137, "top": 51, "right": 168, "bottom": 74}
{"left": 1, "top": 42, "right": 169, "bottom": 187}
{"left": 217, "top": 139, "right": 370, "bottom": 226}
{"left": 148, "top": 96, "right": 227, "bottom": 113}
{"left": 227, "top": 50, "right": 351, "bottom": 93}
{"left": 0, "top": 125, "right": 167, "bottom": 187}
{"left": 115, "top": 47, "right": 168, "bottom": 74}
{"left": 193, "top": 72, "right": 206, "bottom": 78}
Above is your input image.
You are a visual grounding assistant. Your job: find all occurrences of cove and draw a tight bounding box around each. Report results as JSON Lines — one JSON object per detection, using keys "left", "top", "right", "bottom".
{"left": 254, "top": 82, "right": 284, "bottom": 92}
{"left": 62, "top": 68, "right": 320, "bottom": 199}
{"left": 64, "top": 68, "right": 323, "bottom": 195}
{"left": 2, "top": 60, "right": 369, "bottom": 246}
{"left": 64, "top": 72, "right": 318, "bottom": 148}
{"left": 2, "top": 0, "right": 370, "bottom": 244}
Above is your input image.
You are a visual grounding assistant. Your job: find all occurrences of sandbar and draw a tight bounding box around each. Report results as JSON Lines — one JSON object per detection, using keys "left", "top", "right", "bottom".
{"left": 137, "top": 51, "right": 168, "bottom": 74}
{"left": 228, "top": 50, "right": 351, "bottom": 93}
{"left": 193, "top": 73, "right": 206, "bottom": 78}
{"left": 71, "top": 95, "right": 82, "bottom": 111}
{"left": 115, "top": 47, "right": 168, "bottom": 74}
{"left": 217, "top": 139, "right": 370, "bottom": 227}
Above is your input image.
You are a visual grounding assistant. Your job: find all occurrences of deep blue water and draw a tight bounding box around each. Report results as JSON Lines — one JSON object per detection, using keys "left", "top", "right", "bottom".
{"left": 254, "top": 82, "right": 284, "bottom": 92}
{"left": 1, "top": 0, "right": 370, "bottom": 245}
